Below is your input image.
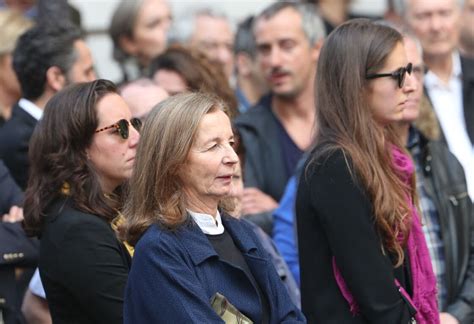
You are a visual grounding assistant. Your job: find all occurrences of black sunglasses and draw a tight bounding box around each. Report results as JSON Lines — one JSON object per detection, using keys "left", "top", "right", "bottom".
{"left": 95, "top": 118, "right": 142, "bottom": 139}
{"left": 366, "top": 63, "right": 413, "bottom": 88}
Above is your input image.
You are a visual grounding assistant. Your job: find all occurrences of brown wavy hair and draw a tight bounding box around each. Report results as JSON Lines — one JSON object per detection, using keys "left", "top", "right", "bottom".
{"left": 148, "top": 44, "right": 239, "bottom": 119}
{"left": 122, "top": 92, "right": 232, "bottom": 246}
{"left": 23, "top": 79, "right": 123, "bottom": 237}
{"left": 311, "top": 19, "right": 415, "bottom": 267}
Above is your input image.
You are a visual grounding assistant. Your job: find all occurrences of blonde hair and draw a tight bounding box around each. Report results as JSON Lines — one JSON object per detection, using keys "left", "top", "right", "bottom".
{"left": 0, "top": 10, "right": 33, "bottom": 55}
{"left": 123, "top": 92, "right": 231, "bottom": 245}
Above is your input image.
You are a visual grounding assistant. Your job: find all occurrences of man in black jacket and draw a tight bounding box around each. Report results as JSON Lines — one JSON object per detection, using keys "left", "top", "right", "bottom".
{"left": 400, "top": 33, "right": 474, "bottom": 324}
{"left": 0, "top": 23, "right": 96, "bottom": 190}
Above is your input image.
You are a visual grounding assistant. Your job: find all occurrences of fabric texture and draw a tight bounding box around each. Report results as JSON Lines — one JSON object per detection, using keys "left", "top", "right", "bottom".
{"left": 124, "top": 213, "right": 305, "bottom": 324}
{"left": 39, "top": 197, "right": 131, "bottom": 324}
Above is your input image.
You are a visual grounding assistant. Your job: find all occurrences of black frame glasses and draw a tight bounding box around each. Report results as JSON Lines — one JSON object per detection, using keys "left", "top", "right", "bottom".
{"left": 366, "top": 63, "right": 413, "bottom": 88}
{"left": 95, "top": 118, "right": 142, "bottom": 139}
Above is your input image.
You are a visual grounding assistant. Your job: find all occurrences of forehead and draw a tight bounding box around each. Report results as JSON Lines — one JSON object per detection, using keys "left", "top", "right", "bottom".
{"left": 254, "top": 8, "right": 305, "bottom": 43}
{"left": 138, "top": 0, "right": 171, "bottom": 21}
{"left": 407, "top": 0, "right": 457, "bottom": 12}
{"left": 194, "top": 110, "right": 232, "bottom": 143}
{"left": 403, "top": 37, "right": 422, "bottom": 64}
{"left": 96, "top": 93, "right": 132, "bottom": 126}
{"left": 193, "top": 15, "right": 233, "bottom": 41}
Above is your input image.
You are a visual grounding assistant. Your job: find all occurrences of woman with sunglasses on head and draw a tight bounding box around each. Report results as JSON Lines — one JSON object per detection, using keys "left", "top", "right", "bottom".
{"left": 23, "top": 79, "right": 141, "bottom": 323}
{"left": 296, "top": 19, "right": 439, "bottom": 323}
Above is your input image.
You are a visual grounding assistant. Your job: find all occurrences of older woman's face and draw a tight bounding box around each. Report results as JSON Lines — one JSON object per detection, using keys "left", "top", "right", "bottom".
{"left": 87, "top": 93, "right": 140, "bottom": 193}
{"left": 180, "top": 109, "right": 238, "bottom": 212}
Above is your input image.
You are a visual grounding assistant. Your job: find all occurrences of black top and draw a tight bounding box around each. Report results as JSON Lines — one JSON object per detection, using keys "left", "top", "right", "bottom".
{"left": 296, "top": 148, "right": 412, "bottom": 323}
{"left": 207, "top": 230, "right": 270, "bottom": 324}
{"left": 39, "top": 197, "right": 131, "bottom": 324}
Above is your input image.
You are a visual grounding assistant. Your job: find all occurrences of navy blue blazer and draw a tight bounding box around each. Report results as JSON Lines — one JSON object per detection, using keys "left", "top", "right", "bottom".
{"left": 0, "top": 103, "right": 38, "bottom": 189}
{"left": 124, "top": 214, "right": 305, "bottom": 324}
{"left": 0, "top": 159, "right": 23, "bottom": 214}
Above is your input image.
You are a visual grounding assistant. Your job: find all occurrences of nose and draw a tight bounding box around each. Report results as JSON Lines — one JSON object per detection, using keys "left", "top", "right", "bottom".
{"left": 268, "top": 48, "right": 283, "bottom": 67}
{"left": 128, "top": 126, "right": 140, "bottom": 147}
{"left": 223, "top": 144, "right": 239, "bottom": 165}
{"left": 429, "top": 13, "right": 443, "bottom": 32}
{"left": 403, "top": 69, "right": 418, "bottom": 94}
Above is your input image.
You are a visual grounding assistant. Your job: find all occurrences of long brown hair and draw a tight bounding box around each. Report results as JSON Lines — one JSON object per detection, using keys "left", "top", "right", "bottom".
{"left": 23, "top": 79, "right": 123, "bottom": 237}
{"left": 123, "top": 92, "right": 231, "bottom": 246}
{"left": 312, "top": 19, "right": 415, "bottom": 266}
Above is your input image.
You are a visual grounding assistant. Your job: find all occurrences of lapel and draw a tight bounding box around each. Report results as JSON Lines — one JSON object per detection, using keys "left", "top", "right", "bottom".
{"left": 10, "top": 102, "right": 38, "bottom": 131}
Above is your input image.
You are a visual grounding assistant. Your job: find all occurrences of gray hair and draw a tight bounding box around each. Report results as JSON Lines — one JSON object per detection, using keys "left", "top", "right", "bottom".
{"left": 109, "top": 0, "right": 144, "bottom": 63}
{"left": 169, "top": 7, "right": 232, "bottom": 44}
{"left": 392, "top": 0, "right": 464, "bottom": 17}
{"left": 373, "top": 19, "right": 423, "bottom": 57}
{"left": 255, "top": 2, "right": 326, "bottom": 46}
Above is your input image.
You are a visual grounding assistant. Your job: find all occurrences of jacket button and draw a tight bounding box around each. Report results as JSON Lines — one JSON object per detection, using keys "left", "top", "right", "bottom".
{"left": 425, "top": 165, "right": 431, "bottom": 172}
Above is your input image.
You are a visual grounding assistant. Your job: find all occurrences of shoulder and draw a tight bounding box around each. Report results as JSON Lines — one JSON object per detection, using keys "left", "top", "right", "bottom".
{"left": 234, "top": 95, "right": 275, "bottom": 130}
{"left": 461, "top": 55, "right": 474, "bottom": 81}
{"left": 301, "top": 148, "right": 353, "bottom": 185}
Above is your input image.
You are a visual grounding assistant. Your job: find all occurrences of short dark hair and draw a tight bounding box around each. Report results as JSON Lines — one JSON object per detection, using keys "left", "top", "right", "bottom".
{"left": 23, "top": 79, "right": 121, "bottom": 237}
{"left": 12, "top": 24, "right": 81, "bottom": 101}
{"left": 234, "top": 16, "right": 257, "bottom": 58}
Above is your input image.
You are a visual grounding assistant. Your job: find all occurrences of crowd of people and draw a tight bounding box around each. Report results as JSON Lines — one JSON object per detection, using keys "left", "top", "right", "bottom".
{"left": 0, "top": 0, "right": 473, "bottom": 323}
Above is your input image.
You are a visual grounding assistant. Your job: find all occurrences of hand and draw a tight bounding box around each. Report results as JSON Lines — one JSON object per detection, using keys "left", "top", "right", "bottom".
{"left": 439, "top": 312, "right": 459, "bottom": 324}
{"left": 241, "top": 187, "right": 278, "bottom": 215}
{"left": 2, "top": 205, "right": 24, "bottom": 223}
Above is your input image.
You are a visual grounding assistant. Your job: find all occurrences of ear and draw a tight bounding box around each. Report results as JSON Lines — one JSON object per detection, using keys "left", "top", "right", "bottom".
{"left": 310, "top": 38, "right": 324, "bottom": 62}
{"left": 119, "top": 35, "right": 138, "bottom": 56}
{"left": 45, "top": 66, "right": 67, "bottom": 92}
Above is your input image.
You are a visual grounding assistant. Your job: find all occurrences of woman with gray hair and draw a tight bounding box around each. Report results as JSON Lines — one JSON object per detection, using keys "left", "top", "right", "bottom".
{"left": 109, "top": 0, "right": 172, "bottom": 83}
{"left": 123, "top": 92, "right": 305, "bottom": 323}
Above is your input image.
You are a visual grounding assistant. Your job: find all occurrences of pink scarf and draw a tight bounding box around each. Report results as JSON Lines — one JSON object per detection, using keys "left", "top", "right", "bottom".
{"left": 332, "top": 146, "right": 439, "bottom": 323}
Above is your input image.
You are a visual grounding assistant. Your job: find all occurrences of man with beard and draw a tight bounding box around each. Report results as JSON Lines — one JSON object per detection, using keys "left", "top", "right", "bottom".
{"left": 234, "top": 2, "right": 325, "bottom": 233}
{"left": 0, "top": 23, "right": 96, "bottom": 190}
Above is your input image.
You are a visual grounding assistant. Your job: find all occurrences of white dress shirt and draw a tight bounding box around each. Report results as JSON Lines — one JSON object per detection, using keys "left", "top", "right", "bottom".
{"left": 188, "top": 209, "right": 225, "bottom": 235}
{"left": 18, "top": 98, "right": 43, "bottom": 121}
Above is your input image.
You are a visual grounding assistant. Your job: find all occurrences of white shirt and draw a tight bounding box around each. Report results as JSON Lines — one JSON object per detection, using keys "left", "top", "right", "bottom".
{"left": 425, "top": 52, "right": 474, "bottom": 200}
{"left": 18, "top": 98, "right": 43, "bottom": 121}
{"left": 29, "top": 268, "right": 46, "bottom": 298}
{"left": 188, "top": 209, "right": 224, "bottom": 235}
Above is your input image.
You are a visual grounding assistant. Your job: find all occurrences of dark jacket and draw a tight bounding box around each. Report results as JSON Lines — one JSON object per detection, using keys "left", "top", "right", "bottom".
{"left": 0, "top": 159, "right": 23, "bottom": 214}
{"left": 234, "top": 95, "right": 290, "bottom": 234}
{"left": 0, "top": 222, "right": 38, "bottom": 324}
{"left": 39, "top": 197, "right": 131, "bottom": 324}
{"left": 411, "top": 133, "right": 474, "bottom": 323}
{"left": 296, "top": 149, "right": 412, "bottom": 323}
{"left": 124, "top": 214, "right": 305, "bottom": 324}
{"left": 234, "top": 95, "right": 289, "bottom": 203}
{"left": 0, "top": 103, "right": 37, "bottom": 190}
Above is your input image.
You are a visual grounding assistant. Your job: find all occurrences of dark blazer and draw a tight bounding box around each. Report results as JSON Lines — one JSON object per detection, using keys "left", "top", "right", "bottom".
{"left": 296, "top": 149, "right": 412, "bottom": 323}
{"left": 0, "top": 159, "right": 23, "bottom": 214}
{"left": 0, "top": 103, "right": 38, "bottom": 190}
{"left": 39, "top": 197, "right": 131, "bottom": 324}
{"left": 124, "top": 214, "right": 305, "bottom": 324}
{"left": 0, "top": 222, "right": 39, "bottom": 324}
{"left": 461, "top": 56, "right": 474, "bottom": 145}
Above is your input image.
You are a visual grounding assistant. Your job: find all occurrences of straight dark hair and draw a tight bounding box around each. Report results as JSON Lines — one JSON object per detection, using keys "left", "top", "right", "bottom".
{"left": 23, "top": 79, "right": 122, "bottom": 237}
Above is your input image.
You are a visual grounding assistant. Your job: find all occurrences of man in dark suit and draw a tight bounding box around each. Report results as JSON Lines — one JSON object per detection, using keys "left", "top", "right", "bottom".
{"left": 400, "top": 0, "right": 474, "bottom": 203}
{"left": 0, "top": 23, "right": 96, "bottom": 190}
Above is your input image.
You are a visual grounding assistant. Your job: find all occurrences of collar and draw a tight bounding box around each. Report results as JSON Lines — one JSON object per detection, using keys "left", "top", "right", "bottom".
{"left": 187, "top": 209, "right": 224, "bottom": 235}
{"left": 178, "top": 214, "right": 259, "bottom": 266}
{"left": 407, "top": 126, "right": 420, "bottom": 150}
{"left": 425, "top": 52, "right": 462, "bottom": 88}
{"left": 18, "top": 98, "right": 42, "bottom": 121}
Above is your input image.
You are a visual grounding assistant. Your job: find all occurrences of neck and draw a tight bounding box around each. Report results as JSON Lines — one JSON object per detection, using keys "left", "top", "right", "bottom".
{"left": 237, "top": 76, "right": 266, "bottom": 107}
{"left": 184, "top": 191, "right": 219, "bottom": 217}
{"left": 424, "top": 52, "right": 453, "bottom": 84}
{"left": 319, "top": 0, "right": 349, "bottom": 27}
{"left": 272, "top": 77, "right": 316, "bottom": 120}
{"left": 394, "top": 122, "right": 410, "bottom": 146}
